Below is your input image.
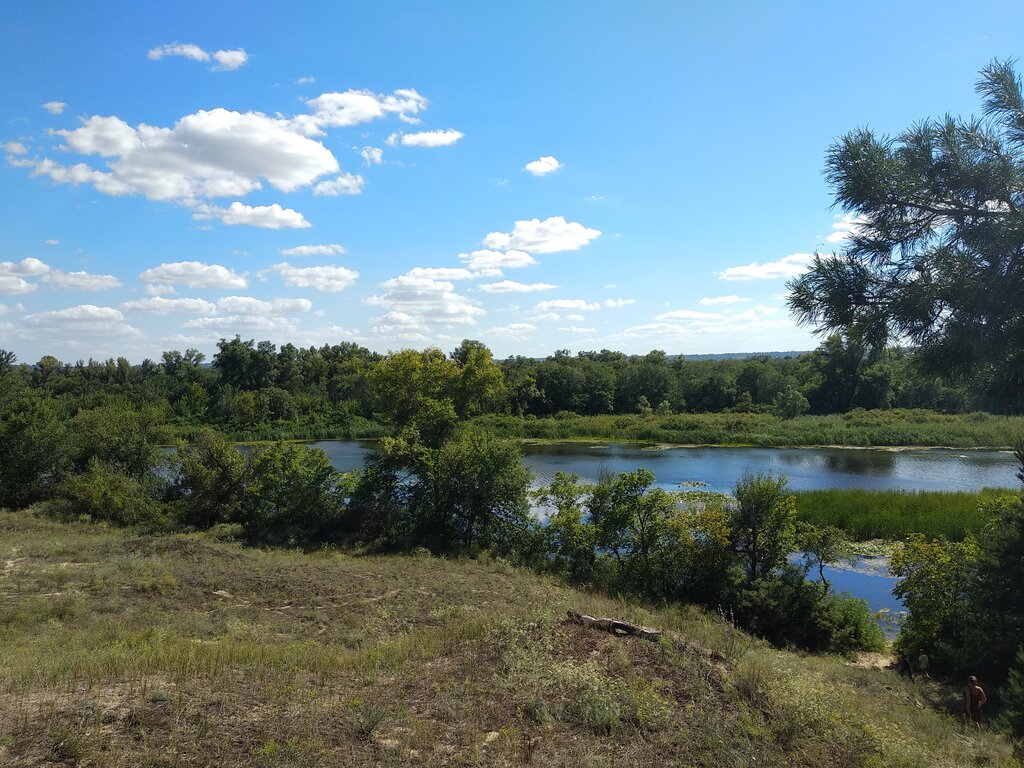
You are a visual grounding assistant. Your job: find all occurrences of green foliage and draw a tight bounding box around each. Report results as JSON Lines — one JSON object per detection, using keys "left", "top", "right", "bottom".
{"left": 996, "top": 645, "right": 1024, "bottom": 735}
{"left": 789, "top": 60, "right": 1024, "bottom": 412}
{"left": 433, "top": 430, "right": 533, "bottom": 550}
{"left": 890, "top": 533, "right": 980, "bottom": 669}
{"left": 237, "top": 442, "right": 349, "bottom": 544}
{"left": 54, "top": 458, "right": 164, "bottom": 526}
{"left": 797, "top": 522, "right": 853, "bottom": 592}
{"left": 171, "top": 428, "right": 253, "bottom": 529}
{"left": 0, "top": 378, "right": 68, "bottom": 507}
{"left": 70, "top": 405, "right": 165, "bottom": 479}
{"left": 730, "top": 473, "right": 797, "bottom": 583}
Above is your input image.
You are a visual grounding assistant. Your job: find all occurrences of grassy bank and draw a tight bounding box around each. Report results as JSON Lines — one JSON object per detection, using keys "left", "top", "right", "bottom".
{"left": 0, "top": 511, "right": 1017, "bottom": 767}
{"left": 794, "top": 488, "right": 1014, "bottom": 541}
{"left": 473, "top": 409, "right": 1024, "bottom": 448}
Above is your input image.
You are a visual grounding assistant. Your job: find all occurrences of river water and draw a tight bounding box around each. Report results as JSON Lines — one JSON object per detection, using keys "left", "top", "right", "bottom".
{"left": 308, "top": 440, "right": 1017, "bottom": 621}
{"left": 309, "top": 440, "right": 1018, "bottom": 494}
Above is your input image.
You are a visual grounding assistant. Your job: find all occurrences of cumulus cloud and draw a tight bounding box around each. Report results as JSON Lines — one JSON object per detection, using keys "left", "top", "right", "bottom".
{"left": 483, "top": 216, "right": 601, "bottom": 254}
{"left": 121, "top": 296, "right": 216, "bottom": 314}
{"left": 524, "top": 156, "right": 563, "bottom": 176}
{"left": 193, "top": 202, "right": 311, "bottom": 229}
{"left": 395, "top": 129, "right": 463, "bottom": 147}
{"left": 717, "top": 253, "right": 815, "bottom": 281}
{"left": 23, "top": 304, "right": 139, "bottom": 336}
{"left": 296, "top": 76, "right": 315, "bottom": 85}
{"left": 183, "top": 315, "right": 298, "bottom": 333}
{"left": 147, "top": 43, "right": 249, "bottom": 71}
{"left": 0, "top": 258, "right": 50, "bottom": 294}
{"left": 404, "top": 267, "right": 476, "bottom": 281}
{"left": 144, "top": 283, "right": 176, "bottom": 296}
{"left": 216, "top": 296, "right": 312, "bottom": 314}
{"left": 559, "top": 325, "right": 595, "bottom": 333}
{"left": 51, "top": 110, "right": 339, "bottom": 203}
{"left": 41, "top": 269, "right": 122, "bottom": 290}
{"left": 536, "top": 298, "right": 600, "bottom": 311}
{"left": 313, "top": 172, "right": 364, "bottom": 196}
{"left": 616, "top": 304, "right": 791, "bottom": 340}
{"left": 279, "top": 243, "right": 346, "bottom": 257}
{"left": 305, "top": 88, "right": 427, "bottom": 129}
{"left": 699, "top": 295, "right": 749, "bottom": 306}
{"left": 458, "top": 248, "right": 537, "bottom": 275}
{"left": 604, "top": 298, "right": 634, "bottom": 308}
{"left": 4, "top": 141, "right": 28, "bottom": 155}
{"left": 271, "top": 263, "right": 359, "bottom": 292}
{"left": 139, "top": 261, "right": 247, "bottom": 289}
{"left": 487, "top": 322, "right": 536, "bottom": 340}
{"left": 366, "top": 273, "right": 484, "bottom": 331}
{"left": 41, "top": 101, "right": 66, "bottom": 115}
{"left": 826, "top": 213, "right": 872, "bottom": 244}
{"left": 361, "top": 146, "right": 383, "bottom": 165}
{"left": 478, "top": 280, "right": 557, "bottom": 293}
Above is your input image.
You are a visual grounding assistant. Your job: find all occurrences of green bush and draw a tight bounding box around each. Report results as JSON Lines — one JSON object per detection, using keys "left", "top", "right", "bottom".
{"left": 54, "top": 459, "right": 165, "bottom": 526}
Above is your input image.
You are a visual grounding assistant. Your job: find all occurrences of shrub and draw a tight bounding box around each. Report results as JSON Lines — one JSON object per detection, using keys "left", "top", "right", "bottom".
{"left": 54, "top": 459, "right": 165, "bottom": 526}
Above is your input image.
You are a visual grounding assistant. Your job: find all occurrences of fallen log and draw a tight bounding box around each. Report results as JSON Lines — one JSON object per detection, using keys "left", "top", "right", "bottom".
{"left": 566, "top": 610, "right": 662, "bottom": 642}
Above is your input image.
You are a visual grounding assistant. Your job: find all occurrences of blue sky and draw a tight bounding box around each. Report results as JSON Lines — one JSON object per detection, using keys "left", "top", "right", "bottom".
{"left": 1, "top": 0, "right": 1021, "bottom": 363}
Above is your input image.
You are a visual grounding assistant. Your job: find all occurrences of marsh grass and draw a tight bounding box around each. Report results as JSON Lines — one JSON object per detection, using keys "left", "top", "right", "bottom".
{"left": 793, "top": 488, "right": 1014, "bottom": 540}
{"left": 473, "top": 409, "right": 1024, "bottom": 448}
{"left": 0, "top": 510, "right": 1017, "bottom": 767}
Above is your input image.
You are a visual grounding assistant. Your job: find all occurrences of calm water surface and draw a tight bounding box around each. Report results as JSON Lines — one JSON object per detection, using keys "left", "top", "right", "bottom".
{"left": 310, "top": 440, "right": 1018, "bottom": 493}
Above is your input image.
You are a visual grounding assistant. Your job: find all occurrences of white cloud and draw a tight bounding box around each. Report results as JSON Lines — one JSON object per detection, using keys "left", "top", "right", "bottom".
{"left": 279, "top": 243, "right": 346, "bottom": 257}
{"left": 826, "top": 213, "right": 871, "bottom": 244}
{"left": 193, "top": 202, "right": 311, "bottom": 229}
{"left": 4, "top": 141, "right": 28, "bottom": 155}
{"left": 366, "top": 273, "right": 484, "bottom": 329}
{"left": 536, "top": 298, "right": 600, "bottom": 311}
{"left": 621, "top": 304, "right": 790, "bottom": 339}
{"left": 699, "top": 295, "right": 750, "bottom": 306}
{"left": 43, "top": 239, "right": 60, "bottom": 245}
{"left": 183, "top": 315, "right": 298, "bottom": 333}
{"left": 147, "top": 43, "right": 248, "bottom": 71}
{"left": 216, "top": 296, "right": 312, "bottom": 314}
{"left": 144, "top": 283, "right": 176, "bottom": 296}
{"left": 121, "top": 296, "right": 216, "bottom": 314}
{"left": 147, "top": 43, "right": 209, "bottom": 63}
{"left": 41, "top": 101, "right": 66, "bottom": 115}
{"left": 458, "top": 248, "right": 537, "bottom": 274}
{"left": 50, "top": 109, "right": 339, "bottom": 203}
{"left": 0, "top": 258, "right": 50, "bottom": 295}
{"left": 559, "top": 326, "right": 596, "bottom": 333}
{"left": 478, "top": 280, "right": 557, "bottom": 293}
{"left": 488, "top": 322, "right": 536, "bottom": 339}
{"left": 397, "top": 129, "right": 463, "bottom": 147}
{"left": 604, "top": 298, "right": 634, "bottom": 308}
{"left": 717, "top": 253, "right": 815, "bottom": 281}
{"left": 361, "top": 146, "right": 383, "bottom": 165}
{"left": 313, "top": 172, "right": 365, "bottom": 196}
{"left": 535, "top": 312, "right": 560, "bottom": 322}
{"left": 211, "top": 49, "right": 248, "bottom": 71}
{"left": 271, "top": 263, "right": 359, "bottom": 292}
{"left": 305, "top": 88, "right": 427, "bottom": 129}
{"left": 524, "top": 155, "right": 563, "bottom": 176}
{"left": 483, "top": 216, "right": 601, "bottom": 254}
{"left": 42, "top": 269, "right": 122, "bottom": 290}
{"left": 405, "top": 266, "right": 476, "bottom": 280}
{"left": 140, "top": 261, "right": 247, "bottom": 289}
{"left": 23, "top": 304, "right": 139, "bottom": 336}
{"left": 0, "top": 275, "right": 35, "bottom": 294}
{"left": 296, "top": 76, "right": 315, "bottom": 85}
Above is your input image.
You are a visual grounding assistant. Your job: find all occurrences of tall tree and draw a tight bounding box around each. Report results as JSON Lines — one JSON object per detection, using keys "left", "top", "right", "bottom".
{"left": 788, "top": 60, "right": 1024, "bottom": 412}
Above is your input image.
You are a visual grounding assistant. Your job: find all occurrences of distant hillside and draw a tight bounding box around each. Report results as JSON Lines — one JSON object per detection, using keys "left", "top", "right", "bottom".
{"left": 673, "top": 350, "right": 810, "bottom": 361}
{"left": 0, "top": 511, "right": 1015, "bottom": 767}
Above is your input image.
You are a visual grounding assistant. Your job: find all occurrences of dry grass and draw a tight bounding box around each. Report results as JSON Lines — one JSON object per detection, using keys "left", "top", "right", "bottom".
{"left": 0, "top": 510, "right": 1017, "bottom": 767}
